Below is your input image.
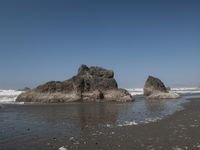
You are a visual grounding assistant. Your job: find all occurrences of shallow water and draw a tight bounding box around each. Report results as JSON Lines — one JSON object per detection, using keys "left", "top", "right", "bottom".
{"left": 0, "top": 94, "right": 200, "bottom": 149}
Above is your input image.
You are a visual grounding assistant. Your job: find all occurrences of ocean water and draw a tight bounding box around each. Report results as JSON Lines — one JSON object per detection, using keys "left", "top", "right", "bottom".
{"left": 0, "top": 87, "right": 200, "bottom": 126}
{"left": 1, "top": 88, "right": 200, "bottom": 149}
{"left": 0, "top": 90, "right": 23, "bottom": 104}
{"left": 126, "top": 87, "right": 200, "bottom": 96}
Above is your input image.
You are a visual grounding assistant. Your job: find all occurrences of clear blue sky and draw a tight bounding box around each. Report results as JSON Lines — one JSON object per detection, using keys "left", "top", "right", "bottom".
{"left": 0, "top": 0, "right": 199, "bottom": 89}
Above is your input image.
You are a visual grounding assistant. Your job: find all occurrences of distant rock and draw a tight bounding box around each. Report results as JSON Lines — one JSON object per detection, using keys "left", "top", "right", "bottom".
{"left": 16, "top": 65, "right": 134, "bottom": 103}
{"left": 144, "top": 76, "right": 167, "bottom": 96}
{"left": 144, "top": 76, "right": 179, "bottom": 99}
{"left": 17, "top": 87, "right": 31, "bottom": 91}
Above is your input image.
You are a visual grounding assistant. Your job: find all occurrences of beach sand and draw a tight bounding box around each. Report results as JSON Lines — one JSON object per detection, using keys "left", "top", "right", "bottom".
{"left": 68, "top": 99, "right": 200, "bottom": 150}
{"left": 0, "top": 98, "right": 200, "bottom": 150}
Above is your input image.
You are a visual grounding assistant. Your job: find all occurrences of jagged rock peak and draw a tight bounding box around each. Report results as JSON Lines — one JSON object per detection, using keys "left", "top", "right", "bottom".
{"left": 144, "top": 76, "right": 167, "bottom": 96}
{"left": 77, "top": 64, "right": 114, "bottom": 78}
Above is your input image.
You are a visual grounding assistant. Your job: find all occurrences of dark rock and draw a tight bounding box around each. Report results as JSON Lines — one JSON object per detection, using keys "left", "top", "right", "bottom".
{"left": 78, "top": 64, "right": 114, "bottom": 78}
{"left": 144, "top": 76, "right": 179, "bottom": 99}
{"left": 77, "top": 64, "right": 89, "bottom": 75}
{"left": 144, "top": 76, "right": 167, "bottom": 96}
{"left": 16, "top": 65, "right": 133, "bottom": 103}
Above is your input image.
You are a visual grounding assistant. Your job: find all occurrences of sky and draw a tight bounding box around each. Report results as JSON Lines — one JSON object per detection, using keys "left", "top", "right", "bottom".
{"left": 0, "top": 0, "right": 200, "bottom": 89}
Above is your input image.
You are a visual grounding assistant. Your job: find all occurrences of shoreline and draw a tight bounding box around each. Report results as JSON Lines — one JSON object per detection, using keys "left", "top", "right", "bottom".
{"left": 0, "top": 97, "right": 200, "bottom": 150}
{"left": 66, "top": 97, "right": 200, "bottom": 150}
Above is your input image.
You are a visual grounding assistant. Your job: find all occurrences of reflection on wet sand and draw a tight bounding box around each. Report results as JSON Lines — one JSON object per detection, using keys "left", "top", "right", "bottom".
{"left": 0, "top": 96, "right": 191, "bottom": 150}
{"left": 77, "top": 103, "right": 120, "bottom": 128}
{"left": 144, "top": 99, "right": 166, "bottom": 113}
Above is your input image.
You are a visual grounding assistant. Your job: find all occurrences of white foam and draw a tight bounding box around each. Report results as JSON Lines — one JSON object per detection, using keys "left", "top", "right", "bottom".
{"left": 143, "top": 117, "right": 162, "bottom": 123}
{"left": 0, "top": 90, "right": 24, "bottom": 103}
{"left": 106, "top": 124, "right": 112, "bottom": 127}
{"left": 171, "top": 87, "right": 200, "bottom": 94}
{"left": 126, "top": 87, "right": 200, "bottom": 96}
{"left": 117, "top": 117, "right": 162, "bottom": 127}
{"left": 126, "top": 88, "right": 143, "bottom": 96}
{"left": 117, "top": 121, "right": 138, "bottom": 127}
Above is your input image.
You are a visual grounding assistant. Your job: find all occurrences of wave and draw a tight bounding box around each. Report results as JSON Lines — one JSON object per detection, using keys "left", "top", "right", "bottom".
{"left": 126, "top": 88, "right": 144, "bottom": 96}
{"left": 127, "top": 87, "right": 200, "bottom": 96}
{"left": 117, "top": 117, "right": 162, "bottom": 127}
{"left": 171, "top": 87, "right": 200, "bottom": 94}
{"left": 0, "top": 90, "right": 23, "bottom": 103}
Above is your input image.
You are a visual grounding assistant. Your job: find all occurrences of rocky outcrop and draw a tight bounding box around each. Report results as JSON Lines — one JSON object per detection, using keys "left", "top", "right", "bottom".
{"left": 144, "top": 76, "right": 167, "bottom": 96}
{"left": 144, "top": 76, "right": 179, "bottom": 99}
{"left": 16, "top": 65, "right": 134, "bottom": 103}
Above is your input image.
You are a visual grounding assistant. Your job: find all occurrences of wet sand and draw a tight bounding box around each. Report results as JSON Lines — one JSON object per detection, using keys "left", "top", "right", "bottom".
{"left": 1, "top": 98, "right": 200, "bottom": 150}
{"left": 74, "top": 98, "right": 200, "bottom": 150}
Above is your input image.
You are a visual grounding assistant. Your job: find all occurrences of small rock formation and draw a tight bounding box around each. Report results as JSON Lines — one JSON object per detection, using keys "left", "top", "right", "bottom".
{"left": 16, "top": 65, "right": 133, "bottom": 103}
{"left": 17, "top": 87, "right": 31, "bottom": 91}
{"left": 144, "top": 76, "right": 179, "bottom": 99}
{"left": 144, "top": 76, "right": 167, "bottom": 96}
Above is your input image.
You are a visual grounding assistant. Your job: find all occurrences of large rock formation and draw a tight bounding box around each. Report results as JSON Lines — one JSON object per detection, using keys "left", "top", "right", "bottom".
{"left": 16, "top": 65, "right": 134, "bottom": 103}
{"left": 144, "top": 76, "right": 179, "bottom": 99}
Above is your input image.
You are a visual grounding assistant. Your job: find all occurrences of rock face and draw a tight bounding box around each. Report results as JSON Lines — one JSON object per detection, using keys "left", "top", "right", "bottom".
{"left": 144, "top": 76, "right": 179, "bottom": 99}
{"left": 144, "top": 76, "right": 167, "bottom": 96}
{"left": 16, "top": 65, "right": 133, "bottom": 103}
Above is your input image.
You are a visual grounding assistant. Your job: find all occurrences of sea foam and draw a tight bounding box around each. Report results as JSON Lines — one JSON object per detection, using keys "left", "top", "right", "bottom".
{"left": 0, "top": 90, "right": 23, "bottom": 103}
{"left": 171, "top": 87, "right": 200, "bottom": 94}
{"left": 126, "top": 88, "right": 143, "bottom": 96}
{"left": 126, "top": 87, "right": 200, "bottom": 96}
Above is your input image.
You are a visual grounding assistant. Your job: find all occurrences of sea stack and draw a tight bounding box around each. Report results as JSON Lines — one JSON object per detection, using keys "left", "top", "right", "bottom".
{"left": 16, "top": 65, "right": 134, "bottom": 103}
{"left": 144, "top": 76, "right": 179, "bottom": 99}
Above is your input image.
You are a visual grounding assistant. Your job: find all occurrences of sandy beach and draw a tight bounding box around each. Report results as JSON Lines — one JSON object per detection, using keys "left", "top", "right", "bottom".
{"left": 0, "top": 98, "right": 200, "bottom": 150}
{"left": 74, "top": 98, "right": 200, "bottom": 150}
